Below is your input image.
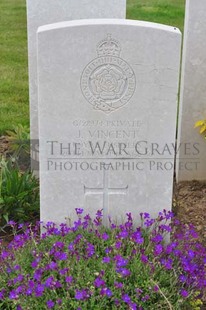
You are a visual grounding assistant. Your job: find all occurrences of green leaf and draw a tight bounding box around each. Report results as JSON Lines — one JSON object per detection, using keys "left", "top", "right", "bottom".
{"left": 3, "top": 213, "right": 9, "bottom": 223}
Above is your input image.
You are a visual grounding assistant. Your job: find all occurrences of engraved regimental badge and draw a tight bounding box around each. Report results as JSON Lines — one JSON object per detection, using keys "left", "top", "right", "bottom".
{"left": 80, "top": 34, "right": 136, "bottom": 114}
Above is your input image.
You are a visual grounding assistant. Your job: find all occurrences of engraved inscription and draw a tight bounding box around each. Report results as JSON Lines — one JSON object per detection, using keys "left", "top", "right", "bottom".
{"left": 81, "top": 34, "right": 136, "bottom": 114}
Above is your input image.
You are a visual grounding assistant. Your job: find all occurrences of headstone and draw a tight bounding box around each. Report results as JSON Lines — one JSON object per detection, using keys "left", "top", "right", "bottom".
{"left": 37, "top": 19, "right": 181, "bottom": 226}
{"left": 176, "top": 0, "right": 206, "bottom": 182}
{"left": 26, "top": 0, "right": 126, "bottom": 172}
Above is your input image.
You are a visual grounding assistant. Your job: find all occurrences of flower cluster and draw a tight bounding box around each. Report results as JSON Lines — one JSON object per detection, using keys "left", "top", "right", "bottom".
{"left": 0, "top": 209, "right": 205, "bottom": 309}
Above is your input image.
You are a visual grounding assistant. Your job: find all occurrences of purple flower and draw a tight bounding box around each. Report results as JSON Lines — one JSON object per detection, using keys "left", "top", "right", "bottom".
{"left": 154, "top": 244, "right": 163, "bottom": 256}
{"left": 160, "top": 224, "right": 172, "bottom": 232}
{"left": 68, "top": 243, "right": 75, "bottom": 252}
{"left": 102, "top": 257, "right": 110, "bottom": 264}
{"left": 26, "top": 288, "right": 33, "bottom": 296}
{"left": 142, "top": 294, "right": 150, "bottom": 302}
{"left": 105, "top": 247, "right": 112, "bottom": 254}
{"left": 8, "top": 220, "right": 16, "bottom": 226}
{"left": 122, "top": 294, "right": 131, "bottom": 303}
{"left": 47, "top": 300, "right": 55, "bottom": 309}
{"left": 136, "top": 288, "right": 143, "bottom": 296}
{"left": 16, "top": 286, "right": 23, "bottom": 294}
{"left": 75, "top": 208, "right": 84, "bottom": 215}
{"left": 1, "top": 251, "right": 9, "bottom": 259}
{"left": 75, "top": 290, "right": 84, "bottom": 300}
{"left": 54, "top": 251, "right": 68, "bottom": 261}
{"left": 115, "top": 241, "right": 122, "bottom": 249}
{"left": 13, "top": 274, "right": 24, "bottom": 284}
{"left": 126, "top": 212, "right": 133, "bottom": 221}
{"left": 102, "top": 232, "right": 109, "bottom": 240}
{"left": 116, "top": 257, "right": 128, "bottom": 268}
{"left": 9, "top": 290, "right": 18, "bottom": 300}
{"left": 94, "top": 277, "right": 105, "bottom": 288}
{"left": 65, "top": 276, "right": 73, "bottom": 283}
{"left": 132, "top": 231, "right": 144, "bottom": 244}
{"left": 116, "top": 268, "right": 131, "bottom": 277}
{"left": 86, "top": 243, "right": 95, "bottom": 257}
{"left": 151, "top": 234, "right": 163, "bottom": 243}
{"left": 57, "top": 299, "right": 62, "bottom": 305}
{"left": 31, "top": 260, "right": 38, "bottom": 268}
{"left": 34, "top": 269, "right": 43, "bottom": 281}
{"left": 114, "top": 282, "right": 123, "bottom": 289}
{"left": 180, "top": 289, "right": 189, "bottom": 298}
{"left": 114, "top": 254, "right": 128, "bottom": 266}
{"left": 6, "top": 267, "right": 12, "bottom": 273}
{"left": 129, "top": 302, "right": 137, "bottom": 310}
{"left": 59, "top": 268, "right": 69, "bottom": 275}
{"left": 84, "top": 214, "right": 91, "bottom": 221}
{"left": 100, "top": 287, "right": 112, "bottom": 297}
{"left": 141, "top": 254, "right": 148, "bottom": 264}
{"left": 143, "top": 213, "right": 150, "bottom": 219}
{"left": 161, "top": 258, "right": 173, "bottom": 270}
{"left": 188, "top": 250, "right": 195, "bottom": 259}
{"left": 53, "top": 241, "right": 65, "bottom": 249}
{"left": 144, "top": 219, "right": 155, "bottom": 227}
{"left": 45, "top": 276, "right": 54, "bottom": 288}
{"left": 165, "top": 242, "right": 177, "bottom": 254}
{"left": 48, "top": 261, "right": 58, "bottom": 270}
{"left": 28, "top": 280, "right": 35, "bottom": 288}
{"left": 114, "top": 299, "right": 120, "bottom": 306}
{"left": 96, "top": 210, "right": 103, "bottom": 217}
{"left": 76, "top": 289, "right": 91, "bottom": 300}
{"left": 179, "top": 274, "right": 187, "bottom": 282}
{"left": 153, "top": 285, "right": 159, "bottom": 292}
{"left": 55, "top": 281, "right": 62, "bottom": 289}
{"left": 119, "top": 230, "right": 128, "bottom": 239}
{"left": 165, "top": 210, "right": 174, "bottom": 220}
{"left": 0, "top": 290, "right": 5, "bottom": 299}
{"left": 35, "top": 284, "right": 44, "bottom": 297}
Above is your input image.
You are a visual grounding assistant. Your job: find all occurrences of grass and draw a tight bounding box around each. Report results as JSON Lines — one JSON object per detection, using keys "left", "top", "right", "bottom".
{"left": 0, "top": 0, "right": 186, "bottom": 135}
{"left": 0, "top": 0, "right": 29, "bottom": 135}
{"left": 127, "top": 0, "right": 185, "bottom": 32}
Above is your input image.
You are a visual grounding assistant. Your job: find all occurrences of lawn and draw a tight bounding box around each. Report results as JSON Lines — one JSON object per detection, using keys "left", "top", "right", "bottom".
{"left": 0, "top": 0, "right": 29, "bottom": 135}
{"left": 127, "top": 0, "right": 185, "bottom": 32}
{"left": 0, "top": 0, "right": 186, "bottom": 135}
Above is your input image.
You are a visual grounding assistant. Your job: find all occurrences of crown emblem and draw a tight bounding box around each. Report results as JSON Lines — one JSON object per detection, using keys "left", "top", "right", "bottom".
{"left": 97, "top": 34, "right": 121, "bottom": 57}
{"left": 81, "top": 34, "right": 136, "bottom": 114}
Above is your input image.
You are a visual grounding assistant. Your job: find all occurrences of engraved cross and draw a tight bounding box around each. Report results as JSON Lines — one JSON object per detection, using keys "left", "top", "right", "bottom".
{"left": 84, "top": 170, "right": 128, "bottom": 225}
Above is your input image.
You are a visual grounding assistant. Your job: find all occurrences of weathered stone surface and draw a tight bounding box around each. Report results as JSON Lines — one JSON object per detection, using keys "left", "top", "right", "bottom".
{"left": 37, "top": 19, "right": 181, "bottom": 225}
{"left": 27, "top": 0, "right": 126, "bottom": 172}
{"left": 177, "top": 0, "right": 206, "bottom": 181}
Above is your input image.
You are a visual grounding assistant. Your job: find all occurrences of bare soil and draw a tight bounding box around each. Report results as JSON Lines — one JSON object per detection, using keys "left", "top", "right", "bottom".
{"left": 0, "top": 135, "right": 9, "bottom": 157}
{"left": 173, "top": 180, "right": 206, "bottom": 245}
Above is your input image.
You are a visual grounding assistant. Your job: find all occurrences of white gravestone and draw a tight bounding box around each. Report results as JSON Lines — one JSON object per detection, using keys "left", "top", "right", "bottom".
{"left": 26, "top": 0, "right": 126, "bottom": 172}
{"left": 37, "top": 19, "right": 181, "bottom": 226}
{"left": 177, "top": 0, "right": 206, "bottom": 182}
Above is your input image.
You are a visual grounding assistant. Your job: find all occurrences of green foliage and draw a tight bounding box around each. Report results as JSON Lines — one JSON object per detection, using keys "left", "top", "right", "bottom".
{"left": 127, "top": 0, "right": 186, "bottom": 33}
{"left": 6, "top": 124, "right": 30, "bottom": 156}
{"left": 0, "top": 0, "right": 29, "bottom": 135}
{"left": 194, "top": 120, "right": 206, "bottom": 139}
{"left": 0, "top": 213, "right": 204, "bottom": 310}
{"left": 0, "top": 157, "right": 39, "bottom": 228}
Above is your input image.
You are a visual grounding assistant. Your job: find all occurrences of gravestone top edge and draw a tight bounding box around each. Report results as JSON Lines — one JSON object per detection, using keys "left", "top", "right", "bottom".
{"left": 37, "top": 19, "right": 181, "bottom": 35}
